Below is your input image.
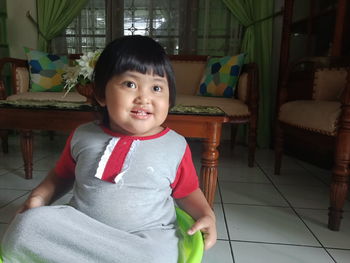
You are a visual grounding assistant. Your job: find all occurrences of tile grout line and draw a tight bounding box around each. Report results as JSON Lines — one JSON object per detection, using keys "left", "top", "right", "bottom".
{"left": 0, "top": 191, "right": 30, "bottom": 210}
{"left": 294, "top": 159, "right": 333, "bottom": 188}
{"left": 217, "top": 179, "right": 236, "bottom": 263}
{"left": 256, "top": 162, "right": 337, "bottom": 263}
{"left": 229, "top": 239, "right": 332, "bottom": 248}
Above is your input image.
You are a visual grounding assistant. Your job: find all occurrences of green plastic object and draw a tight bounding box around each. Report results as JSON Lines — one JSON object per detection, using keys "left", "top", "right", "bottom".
{"left": 176, "top": 207, "right": 204, "bottom": 263}
{"left": 0, "top": 208, "right": 203, "bottom": 263}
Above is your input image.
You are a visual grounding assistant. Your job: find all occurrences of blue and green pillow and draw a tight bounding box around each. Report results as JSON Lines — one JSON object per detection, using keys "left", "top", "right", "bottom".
{"left": 24, "top": 47, "right": 68, "bottom": 92}
{"left": 198, "top": 53, "right": 246, "bottom": 98}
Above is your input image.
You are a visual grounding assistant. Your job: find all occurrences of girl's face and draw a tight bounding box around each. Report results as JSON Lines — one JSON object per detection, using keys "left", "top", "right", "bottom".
{"left": 98, "top": 70, "right": 170, "bottom": 137}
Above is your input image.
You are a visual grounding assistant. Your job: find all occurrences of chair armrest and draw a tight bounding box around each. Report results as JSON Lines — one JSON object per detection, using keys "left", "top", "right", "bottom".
{"left": 237, "top": 63, "right": 259, "bottom": 116}
{"left": 0, "top": 57, "right": 28, "bottom": 96}
{"left": 277, "top": 57, "right": 350, "bottom": 107}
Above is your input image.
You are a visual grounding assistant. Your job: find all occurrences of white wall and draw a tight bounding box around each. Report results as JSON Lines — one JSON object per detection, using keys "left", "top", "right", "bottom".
{"left": 7, "top": 0, "right": 37, "bottom": 58}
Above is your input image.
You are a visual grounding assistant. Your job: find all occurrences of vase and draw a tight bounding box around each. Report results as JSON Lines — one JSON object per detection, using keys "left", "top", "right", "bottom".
{"left": 76, "top": 83, "right": 94, "bottom": 103}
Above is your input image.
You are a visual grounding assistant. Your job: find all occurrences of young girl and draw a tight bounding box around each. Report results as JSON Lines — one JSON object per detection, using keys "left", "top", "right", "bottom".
{"left": 1, "top": 35, "right": 217, "bottom": 262}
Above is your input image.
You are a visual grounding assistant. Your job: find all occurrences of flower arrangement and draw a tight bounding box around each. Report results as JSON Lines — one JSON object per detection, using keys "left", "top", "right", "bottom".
{"left": 62, "top": 50, "right": 101, "bottom": 95}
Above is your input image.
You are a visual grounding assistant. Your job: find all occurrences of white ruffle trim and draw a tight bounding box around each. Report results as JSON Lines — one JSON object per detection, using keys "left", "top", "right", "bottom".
{"left": 95, "top": 137, "right": 120, "bottom": 180}
{"left": 94, "top": 138, "right": 140, "bottom": 185}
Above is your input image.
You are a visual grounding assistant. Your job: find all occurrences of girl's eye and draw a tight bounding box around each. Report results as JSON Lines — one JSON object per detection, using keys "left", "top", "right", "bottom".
{"left": 124, "top": 81, "right": 136, "bottom": 89}
{"left": 153, "top": 86, "right": 162, "bottom": 92}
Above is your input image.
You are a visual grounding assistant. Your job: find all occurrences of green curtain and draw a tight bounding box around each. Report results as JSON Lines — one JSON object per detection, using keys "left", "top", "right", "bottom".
{"left": 37, "top": 0, "right": 88, "bottom": 52}
{"left": 0, "top": 1, "right": 9, "bottom": 58}
{"left": 222, "top": 0, "right": 273, "bottom": 147}
{"left": 0, "top": 1, "right": 10, "bottom": 95}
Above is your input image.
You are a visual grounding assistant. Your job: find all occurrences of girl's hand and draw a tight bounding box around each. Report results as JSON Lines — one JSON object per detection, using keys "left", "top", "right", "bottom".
{"left": 17, "top": 195, "right": 46, "bottom": 214}
{"left": 187, "top": 215, "right": 217, "bottom": 250}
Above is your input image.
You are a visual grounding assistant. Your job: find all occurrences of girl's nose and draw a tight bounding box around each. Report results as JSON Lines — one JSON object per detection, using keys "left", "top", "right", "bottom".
{"left": 134, "top": 89, "right": 150, "bottom": 104}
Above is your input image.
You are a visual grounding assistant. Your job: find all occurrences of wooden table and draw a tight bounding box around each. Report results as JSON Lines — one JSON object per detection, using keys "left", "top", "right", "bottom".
{"left": 0, "top": 104, "right": 229, "bottom": 207}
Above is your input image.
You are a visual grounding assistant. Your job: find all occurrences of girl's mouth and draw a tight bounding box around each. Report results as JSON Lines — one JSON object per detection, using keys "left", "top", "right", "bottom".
{"left": 130, "top": 109, "right": 152, "bottom": 119}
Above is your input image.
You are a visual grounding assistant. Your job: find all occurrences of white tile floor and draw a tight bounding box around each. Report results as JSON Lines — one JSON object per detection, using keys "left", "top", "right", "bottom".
{"left": 1, "top": 132, "right": 350, "bottom": 262}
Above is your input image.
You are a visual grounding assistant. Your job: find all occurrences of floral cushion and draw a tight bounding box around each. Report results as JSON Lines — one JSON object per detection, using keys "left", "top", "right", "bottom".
{"left": 24, "top": 47, "right": 68, "bottom": 92}
{"left": 198, "top": 53, "right": 245, "bottom": 98}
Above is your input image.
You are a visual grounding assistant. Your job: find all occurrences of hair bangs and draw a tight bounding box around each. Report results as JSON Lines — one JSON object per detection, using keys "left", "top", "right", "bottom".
{"left": 112, "top": 52, "right": 167, "bottom": 79}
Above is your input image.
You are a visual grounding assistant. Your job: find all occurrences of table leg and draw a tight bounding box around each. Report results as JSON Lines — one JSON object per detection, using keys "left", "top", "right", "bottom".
{"left": 20, "top": 130, "right": 33, "bottom": 179}
{"left": 0, "top": 130, "right": 8, "bottom": 153}
{"left": 200, "top": 122, "right": 222, "bottom": 208}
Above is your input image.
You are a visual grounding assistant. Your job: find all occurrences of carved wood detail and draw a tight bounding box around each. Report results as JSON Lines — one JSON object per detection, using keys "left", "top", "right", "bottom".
{"left": 20, "top": 130, "right": 33, "bottom": 179}
{"left": 328, "top": 69, "right": 350, "bottom": 230}
{"left": 200, "top": 122, "right": 222, "bottom": 208}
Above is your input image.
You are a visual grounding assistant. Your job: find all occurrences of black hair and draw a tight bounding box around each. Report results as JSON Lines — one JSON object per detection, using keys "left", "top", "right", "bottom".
{"left": 93, "top": 35, "right": 176, "bottom": 112}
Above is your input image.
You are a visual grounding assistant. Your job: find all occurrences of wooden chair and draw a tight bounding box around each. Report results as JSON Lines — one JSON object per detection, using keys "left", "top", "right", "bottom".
{"left": 274, "top": 56, "right": 350, "bottom": 231}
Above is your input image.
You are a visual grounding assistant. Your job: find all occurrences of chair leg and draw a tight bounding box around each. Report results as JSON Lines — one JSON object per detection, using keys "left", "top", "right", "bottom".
{"left": 0, "top": 130, "right": 9, "bottom": 153}
{"left": 274, "top": 122, "right": 284, "bottom": 175}
{"left": 248, "top": 118, "right": 257, "bottom": 167}
{"left": 230, "top": 124, "right": 238, "bottom": 150}
{"left": 20, "top": 130, "right": 34, "bottom": 179}
{"left": 328, "top": 126, "right": 350, "bottom": 230}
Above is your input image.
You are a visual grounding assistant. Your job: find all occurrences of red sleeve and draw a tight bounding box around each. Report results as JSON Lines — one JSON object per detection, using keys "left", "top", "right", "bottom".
{"left": 54, "top": 131, "right": 76, "bottom": 179}
{"left": 171, "top": 144, "right": 199, "bottom": 199}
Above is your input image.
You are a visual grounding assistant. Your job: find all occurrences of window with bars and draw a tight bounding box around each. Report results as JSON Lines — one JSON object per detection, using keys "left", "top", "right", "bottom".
{"left": 53, "top": 0, "right": 242, "bottom": 56}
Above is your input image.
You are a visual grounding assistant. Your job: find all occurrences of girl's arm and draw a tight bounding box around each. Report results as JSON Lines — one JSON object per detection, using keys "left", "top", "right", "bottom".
{"left": 176, "top": 188, "right": 217, "bottom": 250}
{"left": 17, "top": 169, "right": 74, "bottom": 213}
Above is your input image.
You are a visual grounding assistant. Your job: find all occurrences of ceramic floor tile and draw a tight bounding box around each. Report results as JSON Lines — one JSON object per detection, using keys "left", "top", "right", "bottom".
{"left": 213, "top": 203, "right": 228, "bottom": 240}
{"left": 202, "top": 240, "right": 233, "bottom": 263}
{"left": 0, "top": 193, "right": 30, "bottom": 223}
{"left": 220, "top": 143, "right": 248, "bottom": 156}
{"left": 218, "top": 165, "right": 270, "bottom": 184}
{"left": 326, "top": 249, "right": 350, "bottom": 263}
{"left": 293, "top": 161, "right": 332, "bottom": 185}
{"left": 231, "top": 241, "right": 334, "bottom": 263}
{"left": 0, "top": 170, "right": 47, "bottom": 190}
{"left": 224, "top": 204, "right": 319, "bottom": 246}
{"left": 297, "top": 209, "right": 350, "bottom": 249}
{"left": 255, "top": 149, "right": 301, "bottom": 169}
{"left": 0, "top": 189, "right": 28, "bottom": 208}
{"left": 220, "top": 181, "right": 288, "bottom": 206}
{"left": 278, "top": 185, "right": 350, "bottom": 210}
{"left": 219, "top": 153, "right": 249, "bottom": 167}
{"left": 0, "top": 169, "right": 9, "bottom": 176}
{"left": 296, "top": 159, "right": 332, "bottom": 176}
{"left": 0, "top": 155, "right": 24, "bottom": 172}
{"left": 265, "top": 168, "right": 327, "bottom": 186}
{"left": 30, "top": 155, "right": 60, "bottom": 171}
{"left": 312, "top": 173, "right": 332, "bottom": 185}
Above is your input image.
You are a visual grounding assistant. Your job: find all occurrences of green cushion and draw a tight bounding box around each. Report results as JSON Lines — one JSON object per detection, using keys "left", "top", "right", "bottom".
{"left": 24, "top": 47, "right": 68, "bottom": 92}
{"left": 0, "top": 207, "right": 203, "bottom": 263}
{"left": 198, "top": 53, "right": 245, "bottom": 98}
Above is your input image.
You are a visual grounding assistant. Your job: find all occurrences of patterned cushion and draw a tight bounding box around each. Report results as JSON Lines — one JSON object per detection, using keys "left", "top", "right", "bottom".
{"left": 24, "top": 47, "right": 68, "bottom": 92}
{"left": 198, "top": 54, "right": 245, "bottom": 98}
